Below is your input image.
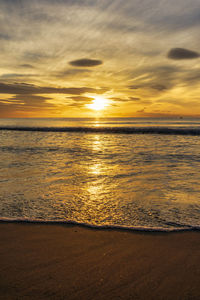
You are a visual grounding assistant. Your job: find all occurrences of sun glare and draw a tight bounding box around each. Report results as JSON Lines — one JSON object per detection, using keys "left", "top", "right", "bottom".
{"left": 87, "top": 96, "right": 108, "bottom": 111}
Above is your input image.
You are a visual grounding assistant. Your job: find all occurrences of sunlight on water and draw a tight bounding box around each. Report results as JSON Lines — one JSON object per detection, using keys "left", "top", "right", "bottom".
{"left": 0, "top": 118, "right": 200, "bottom": 230}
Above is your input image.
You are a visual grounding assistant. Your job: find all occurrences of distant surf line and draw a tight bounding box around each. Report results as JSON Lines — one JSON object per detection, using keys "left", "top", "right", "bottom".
{"left": 1, "top": 126, "right": 200, "bottom": 135}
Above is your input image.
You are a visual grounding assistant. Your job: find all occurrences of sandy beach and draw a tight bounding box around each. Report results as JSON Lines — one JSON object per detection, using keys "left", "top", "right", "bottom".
{"left": 0, "top": 223, "right": 200, "bottom": 300}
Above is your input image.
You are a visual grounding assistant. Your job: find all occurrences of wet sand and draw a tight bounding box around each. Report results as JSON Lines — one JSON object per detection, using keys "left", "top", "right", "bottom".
{"left": 0, "top": 223, "right": 200, "bottom": 300}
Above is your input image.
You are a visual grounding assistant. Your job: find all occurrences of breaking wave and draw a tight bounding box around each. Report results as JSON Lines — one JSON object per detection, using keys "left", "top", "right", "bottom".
{"left": 1, "top": 126, "right": 200, "bottom": 135}
{"left": 0, "top": 217, "right": 200, "bottom": 232}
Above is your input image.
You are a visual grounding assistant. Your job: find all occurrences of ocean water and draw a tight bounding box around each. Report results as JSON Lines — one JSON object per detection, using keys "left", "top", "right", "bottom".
{"left": 0, "top": 117, "right": 200, "bottom": 231}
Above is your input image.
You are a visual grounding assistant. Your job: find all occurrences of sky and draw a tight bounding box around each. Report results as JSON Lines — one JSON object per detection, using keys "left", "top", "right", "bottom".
{"left": 0, "top": 0, "right": 200, "bottom": 118}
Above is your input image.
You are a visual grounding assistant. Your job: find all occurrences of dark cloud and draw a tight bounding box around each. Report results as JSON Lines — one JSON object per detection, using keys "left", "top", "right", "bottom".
{"left": 128, "top": 85, "right": 140, "bottom": 90}
{"left": 151, "top": 84, "right": 167, "bottom": 91}
{"left": 10, "top": 94, "right": 52, "bottom": 106}
{"left": 112, "top": 96, "right": 141, "bottom": 102}
{"left": 137, "top": 108, "right": 145, "bottom": 113}
{"left": 94, "top": 87, "right": 109, "bottom": 94}
{"left": 66, "top": 103, "right": 85, "bottom": 108}
{"left": 0, "top": 33, "right": 11, "bottom": 40}
{"left": 65, "top": 96, "right": 94, "bottom": 108}
{"left": 128, "top": 65, "right": 182, "bottom": 93}
{"left": 182, "top": 69, "right": 200, "bottom": 84}
{"left": 0, "top": 73, "right": 36, "bottom": 78}
{"left": 167, "top": 48, "right": 200, "bottom": 60}
{"left": 154, "top": 65, "right": 180, "bottom": 73}
{"left": 69, "top": 58, "right": 103, "bottom": 67}
{"left": 129, "top": 96, "right": 141, "bottom": 101}
{"left": 0, "top": 94, "right": 53, "bottom": 106}
{"left": 0, "top": 93, "right": 56, "bottom": 117}
{"left": 129, "top": 62, "right": 200, "bottom": 91}
{"left": 19, "top": 64, "right": 35, "bottom": 68}
{"left": 66, "top": 96, "right": 94, "bottom": 102}
{"left": 0, "top": 82, "right": 102, "bottom": 95}
{"left": 110, "top": 97, "right": 127, "bottom": 102}
{"left": 109, "top": 97, "right": 142, "bottom": 108}
{"left": 129, "top": 83, "right": 169, "bottom": 92}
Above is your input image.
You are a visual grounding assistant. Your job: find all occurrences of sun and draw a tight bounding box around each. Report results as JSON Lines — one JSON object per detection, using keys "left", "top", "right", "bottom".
{"left": 87, "top": 96, "right": 108, "bottom": 111}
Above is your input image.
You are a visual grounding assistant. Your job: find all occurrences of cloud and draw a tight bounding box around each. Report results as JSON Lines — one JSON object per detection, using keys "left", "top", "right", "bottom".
{"left": 167, "top": 48, "right": 200, "bottom": 60}
{"left": 69, "top": 58, "right": 103, "bottom": 67}
{"left": 137, "top": 108, "right": 145, "bottom": 113}
{"left": 0, "top": 73, "right": 36, "bottom": 78}
{"left": 128, "top": 65, "right": 182, "bottom": 93}
{"left": 182, "top": 69, "right": 200, "bottom": 84}
{"left": 19, "top": 64, "right": 35, "bottom": 68}
{"left": 57, "top": 68, "right": 91, "bottom": 78}
{"left": 23, "top": 51, "right": 50, "bottom": 62}
{"left": 66, "top": 96, "right": 94, "bottom": 102}
{"left": 65, "top": 96, "right": 94, "bottom": 108}
{"left": 128, "top": 85, "right": 140, "bottom": 90}
{"left": 129, "top": 96, "right": 141, "bottom": 101}
{"left": 110, "top": 96, "right": 143, "bottom": 107}
{"left": 0, "top": 33, "right": 11, "bottom": 40}
{"left": 0, "top": 93, "right": 56, "bottom": 117}
{"left": 150, "top": 84, "right": 167, "bottom": 91}
{"left": 1, "top": 0, "right": 200, "bottom": 117}
{"left": 112, "top": 96, "right": 141, "bottom": 102}
{"left": 0, "top": 82, "right": 102, "bottom": 95}
{"left": 0, "top": 94, "right": 53, "bottom": 107}
{"left": 8, "top": 94, "right": 53, "bottom": 107}
{"left": 129, "top": 83, "right": 169, "bottom": 92}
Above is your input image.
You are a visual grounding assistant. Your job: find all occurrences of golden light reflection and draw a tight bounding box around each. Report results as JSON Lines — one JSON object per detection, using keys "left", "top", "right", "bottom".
{"left": 87, "top": 184, "right": 102, "bottom": 196}
{"left": 87, "top": 96, "right": 108, "bottom": 111}
{"left": 93, "top": 120, "right": 100, "bottom": 127}
{"left": 84, "top": 135, "right": 116, "bottom": 207}
{"left": 89, "top": 163, "right": 101, "bottom": 175}
{"left": 85, "top": 135, "right": 105, "bottom": 200}
{"left": 88, "top": 136, "right": 102, "bottom": 175}
{"left": 92, "top": 134, "right": 101, "bottom": 150}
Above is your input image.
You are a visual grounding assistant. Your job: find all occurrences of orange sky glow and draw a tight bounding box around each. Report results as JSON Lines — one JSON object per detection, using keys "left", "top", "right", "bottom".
{"left": 0, "top": 0, "right": 200, "bottom": 118}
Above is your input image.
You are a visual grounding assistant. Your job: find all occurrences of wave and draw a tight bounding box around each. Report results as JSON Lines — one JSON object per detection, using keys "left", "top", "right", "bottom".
{"left": 0, "top": 217, "right": 200, "bottom": 232}
{"left": 1, "top": 126, "right": 200, "bottom": 135}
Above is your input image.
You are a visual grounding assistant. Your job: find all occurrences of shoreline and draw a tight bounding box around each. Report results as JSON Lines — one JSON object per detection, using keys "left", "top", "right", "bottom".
{"left": 0, "top": 222, "right": 200, "bottom": 299}
{"left": 0, "top": 219, "right": 199, "bottom": 233}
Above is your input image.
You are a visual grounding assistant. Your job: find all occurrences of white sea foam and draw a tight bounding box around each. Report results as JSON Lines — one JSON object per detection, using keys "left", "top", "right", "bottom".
{"left": 0, "top": 217, "right": 199, "bottom": 232}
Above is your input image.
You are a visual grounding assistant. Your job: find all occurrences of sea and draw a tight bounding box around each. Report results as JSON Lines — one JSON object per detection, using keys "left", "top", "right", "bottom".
{"left": 0, "top": 117, "right": 200, "bottom": 232}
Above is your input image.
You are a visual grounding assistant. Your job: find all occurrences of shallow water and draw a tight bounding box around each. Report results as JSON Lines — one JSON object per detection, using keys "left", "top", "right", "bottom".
{"left": 0, "top": 118, "right": 200, "bottom": 231}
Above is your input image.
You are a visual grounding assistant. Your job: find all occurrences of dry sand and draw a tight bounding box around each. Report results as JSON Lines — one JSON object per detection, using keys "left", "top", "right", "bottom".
{"left": 0, "top": 222, "right": 200, "bottom": 300}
